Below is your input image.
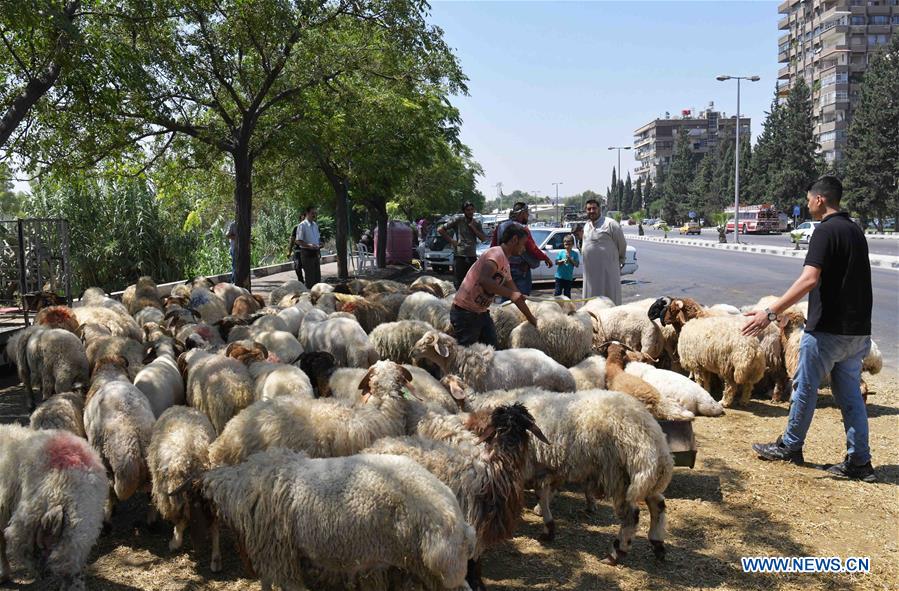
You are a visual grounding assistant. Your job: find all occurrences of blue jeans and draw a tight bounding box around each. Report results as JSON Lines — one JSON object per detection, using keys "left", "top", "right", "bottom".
{"left": 510, "top": 264, "right": 532, "bottom": 296}
{"left": 781, "top": 331, "right": 872, "bottom": 464}
{"left": 554, "top": 278, "right": 573, "bottom": 297}
{"left": 450, "top": 305, "right": 497, "bottom": 347}
{"left": 230, "top": 244, "right": 236, "bottom": 283}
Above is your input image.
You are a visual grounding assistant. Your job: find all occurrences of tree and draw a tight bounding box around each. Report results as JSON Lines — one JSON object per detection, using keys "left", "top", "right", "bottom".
{"left": 660, "top": 128, "right": 696, "bottom": 222}
{"left": 609, "top": 167, "right": 618, "bottom": 211}
{"left": 844, "top": 36, "right": 899, "bottom": 230}
{"left": 11, "top": 0, "right": 461, "bottom": 287}
{"left": 0, "top": 0, "right": 83, "bottom": 148}
{"left": 634, "top": 178, "right": 643, "bottom": 212}
{"left": 0, "top": 163, "right": 24, "bottom": 219}
{"left": 747, "top": 90, "right": 784, "bottom": 202}
{"left": 623, "top": 173, "right": 634, "bottom": 213}
{"left": 688, "top": 142, "right": 718, "bottom": 220}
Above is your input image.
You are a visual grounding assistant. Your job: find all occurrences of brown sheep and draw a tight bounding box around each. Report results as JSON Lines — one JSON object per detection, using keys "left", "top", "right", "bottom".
{"left": 34, "top": 305, "right": 80, "bottom": 334}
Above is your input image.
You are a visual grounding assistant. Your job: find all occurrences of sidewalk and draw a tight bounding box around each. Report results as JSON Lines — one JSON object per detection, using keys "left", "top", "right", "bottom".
{"left": 250, "top": 260, "right": 418, "bottom": 297}
{"left": 628, "top": 234, "right": 899, "bottom": 271}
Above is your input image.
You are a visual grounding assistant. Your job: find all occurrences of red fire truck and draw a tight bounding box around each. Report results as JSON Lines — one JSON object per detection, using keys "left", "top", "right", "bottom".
{"left": 725, "top": 204, "right": 780, "bottom": 234}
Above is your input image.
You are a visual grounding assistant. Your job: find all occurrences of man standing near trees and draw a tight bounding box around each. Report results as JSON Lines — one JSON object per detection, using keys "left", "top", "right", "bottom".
{"left": 439, "top": 201, "right": 487, "bottom": 289}
{"left": 581, "top": 199, "right": 627, "bottom": 304}
{"left": 745, "top": 176, "right": 876, "bottom": 483}
{"left": 295, "top": 205, "right": 322, "bottom": 287}
{"left": 289, "top": 210, "right": 307, "bottom": 285}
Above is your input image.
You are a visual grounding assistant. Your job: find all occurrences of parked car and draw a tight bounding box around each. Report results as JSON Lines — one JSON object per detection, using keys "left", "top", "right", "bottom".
{"left": 477, "top": 228, "right": 638, "bottom": 280}
{"left": 423, "top": 226, "right": 453, "bottom": 273}
{"left": 652, "top": 220, "right": 668, "bottom": 229}
{"left": 794, "top": 220, "right": 820, "bottom": 245}
{"left": 679, "top": 221, "right": 701, "bottom": 235}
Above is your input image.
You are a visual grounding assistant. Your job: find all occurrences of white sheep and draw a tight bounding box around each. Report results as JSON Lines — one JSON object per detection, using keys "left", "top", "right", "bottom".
{"left": 29, "top": 392, "right": 86, "bottom": 437}
{"left": 489, "top": 305, "right": 525, "bottom": 350}
{"left": 625, "top": 361, "right": 725, "bottom": 417}
{"left": 224, "top": 341, "right": 314, "bottom": 401}
{"left": 85, "top": 335, "right": 145, "bottom": 381}
{"left": 398, "top": 291, "right": 452, "bottom": 333}
{"left": 189, "top": 286, "right": 228, "bottom": 325}
{"left": 134, "top": 306, "right": 165, "bottom": 327}
{"left": 412, "top": 330, "right": 576, "bottom": 393}
{"left": 127, "top": 276, "right": 163, "bottom": 315}
{"left": 202, "top": 448, "right": 475, "bottom": 591}
{"left": 298, "top": 313, "right": 378, "bottom": 368}
{"left": 651, "top": 297, "right": 766, "bottom": 408}
{"left": 369, "top": 319, "right": 434, "bottom": 364}
{"left": 84, "top": 356, "right": 156, "bottom": 502}
{"left": 147, "top": 406, "right": 221, "bottom": 572}
{"left": 226, "top": 324, "right": 303, "bottom": 364}
{"left": 268, "top": 279, "right": 309, "bottom": 306}
{"left": 363, "top": 404, "right": 547, "bottom": 591}
{"left": 0, "top": 425, "right": 107, "bottom": 590}
{"left": 467, "top": 387, "right": 673, "bottom": 565}
{"left": 179, "top": 349, "right": 255, "bottom": 434}
{"left": 79, "top": 286, "right": 130, "bottom": 316}
{"left": 133, "top": 335, "right": 185, "bottom": 418}
{"left": 211, "top": 282, "right": 249, "bottom": 314}
{"left": 6, "top": 326, "right": 89, "bottom": 409}
{"left": 569, "top": 354, "right": 607, "bottom": 391}
{"left": 410, "top": 275, "right": 456, "bottom": 298}
{"left": 508, "top": 302, "right": 593, "bottom": 367}
{"left": 274, "top": 300, "right": 314, "bottom": 336}
{"left": 587, "top": 298, "right": 666, "bottom": 359}
{"left": 72, "top": 305, "right": 142, "bottom": 341}
{"left": 208, "top": 361, "right": 415, "bottom": 466}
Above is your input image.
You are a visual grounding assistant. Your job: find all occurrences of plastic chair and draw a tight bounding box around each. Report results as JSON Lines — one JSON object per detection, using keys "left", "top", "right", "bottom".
{"left": 354, "top": 243, "right": 376, "bottom": 274}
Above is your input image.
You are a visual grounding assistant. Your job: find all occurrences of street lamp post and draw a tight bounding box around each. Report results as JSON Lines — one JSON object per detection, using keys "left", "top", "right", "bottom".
{"left": 552, "top": 182, "right": 563, "bottom": 224}
{"left": 716, "top": 74, "right": 760, "bottom": 244}
{"left": 608, "top": 146, "right": 632, "bottom": 214}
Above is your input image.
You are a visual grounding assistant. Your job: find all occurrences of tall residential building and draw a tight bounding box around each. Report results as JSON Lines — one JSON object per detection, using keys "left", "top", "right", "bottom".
{"left": 632, "top": 104, "right": 750, "bottom": 182}
{"left": 777, "top": 0, "right": 898, "bottom": 164}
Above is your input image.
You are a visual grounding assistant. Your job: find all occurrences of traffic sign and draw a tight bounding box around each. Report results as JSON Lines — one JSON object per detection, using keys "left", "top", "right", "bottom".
{"left": 688, "top": 211, "right": 696, "bottom": 219}
{"left": 793, "top": 205, "right": 801, "bottom": 217}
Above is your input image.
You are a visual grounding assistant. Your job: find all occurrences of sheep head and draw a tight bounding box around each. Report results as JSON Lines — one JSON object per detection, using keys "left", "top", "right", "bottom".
{"left": 472, "top": 402, "right": 549, "bottom": 446}
{"left": 298, "top": 351, "right": 337, "bottom": 398}
{"left": 357, "top": 360, "right": 415, "bottom": 404}
{"left": 649, "top": 296, "right": 704, "bottom": 331}
{"left": 440, "top": 375, "right": 470, "bottom": 409}
{"left": 35, "top": 305, "right": 79, "bottom": 334}
{"left": 92, "top": 354, "right": 129, "bottom": 376}
{"left": 224, "top": 341, "right": 268, "bottom": 365}
{"left": 411, "top": 330, "right": 454, "bottom": 373}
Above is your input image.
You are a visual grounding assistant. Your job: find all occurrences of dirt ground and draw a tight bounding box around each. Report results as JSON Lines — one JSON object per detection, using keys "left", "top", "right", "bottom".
{"left": 1, "top": 369, "right": 897, "bottom": 591}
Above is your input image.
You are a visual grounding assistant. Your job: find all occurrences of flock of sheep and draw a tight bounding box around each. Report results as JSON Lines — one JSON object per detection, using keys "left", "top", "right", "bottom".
{"left": 0, "top": 273, "right": 884, "bottom": 591}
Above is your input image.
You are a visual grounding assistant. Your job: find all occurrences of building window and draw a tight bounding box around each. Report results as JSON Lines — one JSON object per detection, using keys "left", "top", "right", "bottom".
{"left": 892, "top": 15, "right": 899, "bottom": 24}
{"left": 869, "top": 15, "right": 889, "bottom": 25}
{"left": 850, "top": 16, "right": 866, "bottom": 25}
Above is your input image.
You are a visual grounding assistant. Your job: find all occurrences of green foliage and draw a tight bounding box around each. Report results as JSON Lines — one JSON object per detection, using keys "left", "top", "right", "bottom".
{"left": 660, "top": 129, "right": 697, "bottom": 222}
{"left": 843, "top": 36, "right": 899, "bottom": 229}
{"left": 0, "top": 163, "right": 24, "bottom": 219}
{"left": 712, "top": 212, "right": 729, "bottom": 229}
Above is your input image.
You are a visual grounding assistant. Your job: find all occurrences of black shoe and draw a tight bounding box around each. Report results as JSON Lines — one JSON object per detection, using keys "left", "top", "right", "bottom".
{"left": 752, "top": 436, "right": 804, "bottom": 465}
{"left": 823, "top": 457, "right": 877, "bottom": 483}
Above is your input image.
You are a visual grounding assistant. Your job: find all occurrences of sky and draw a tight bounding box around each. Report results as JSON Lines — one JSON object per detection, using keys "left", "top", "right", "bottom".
{"left": 428, "top": 1, "right": 782, "bottom": 201}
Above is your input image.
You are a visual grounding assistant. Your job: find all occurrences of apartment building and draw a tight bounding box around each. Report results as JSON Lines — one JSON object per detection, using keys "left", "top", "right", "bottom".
{"left": 777, "top": 0, "right": 898, "bottom": 163}
{"left": 632, "top": 104, "right": 750, "bottom": 182}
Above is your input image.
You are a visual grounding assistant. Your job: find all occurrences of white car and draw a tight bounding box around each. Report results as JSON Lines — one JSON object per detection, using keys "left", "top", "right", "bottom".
{"left": 794, "top": 221, "right": 820, "bottom": 245}
{"left": 477, "top": 228, "right": 638, "bottom": 280}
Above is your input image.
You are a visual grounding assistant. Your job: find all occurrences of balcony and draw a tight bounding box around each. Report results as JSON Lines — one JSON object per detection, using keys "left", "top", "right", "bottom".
{"left": 819, "top": 44, "right": 849, "bottom": 60}
{"left": 779, "top": 32, "right": 791, "bottom": 45}
{"left": 778, "top": 0, "right": 790, "bottom": 14}
{"left": 779, "top": 15, "right": 790, "bottom": 29}
{"left": 778, "top": 50, "right": 791, "bottom": 63}
{"left": 778, "top": 65, "right": 792, "bottom": 79}
{"left": 634, "top": 135, "right": 653, "bottom": 149}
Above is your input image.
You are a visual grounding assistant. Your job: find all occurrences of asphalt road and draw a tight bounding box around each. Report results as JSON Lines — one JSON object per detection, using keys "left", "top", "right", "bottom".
{"left": 621, "top": 224, "right": 899, "bottom": 257}
{"left": 525, "top": 238, "right": 898, "bottom": 370}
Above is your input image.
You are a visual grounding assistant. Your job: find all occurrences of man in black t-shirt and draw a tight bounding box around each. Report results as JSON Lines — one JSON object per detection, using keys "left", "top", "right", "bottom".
{"left": 742, "top": 176, "right": 876, "bottom": 483}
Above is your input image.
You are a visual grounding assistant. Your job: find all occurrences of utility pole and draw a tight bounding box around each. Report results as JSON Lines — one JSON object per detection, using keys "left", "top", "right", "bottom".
{"left": 552, "top": 182, "right": 563, "bottom": 224}
{"left": 717, "top": 74, "right": 760, "bottom": 244}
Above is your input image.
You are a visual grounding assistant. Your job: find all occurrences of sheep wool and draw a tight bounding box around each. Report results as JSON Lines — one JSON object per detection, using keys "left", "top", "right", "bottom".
{"left": 10, "top": 326, "right": 89, "bottom": 409}
{"left": 298, "top": 314, "right": 378, "bottom": 368}
{"left": 209, "top": 361, "right": 414, "bottom": 466}
{"left": 181, "top": 349, "right": 255, "bottom": 434}
{"left": 147, "top": 406, "right": 221, "bottom": 572}
{"left": 202, "top": 448, "right": 475, "bottom": 591}
{"left": 468, "top": 387, "right": 672, "bottom": 566}
{"left": 509, "top": 305, "right": 593, "bottom": 368}
{"left": 29, "top": 392, "right": 86, "bottom": 437}
{"left": 625, "top": 362, "right": 724, "bottom": 417}
{"left": 369, "top": 320, "right": 434, "bottom": 365}
{"left": 84, "top": 359, "right": 156, "bottom": 501}
{"left": 72, "top": 305, "right": 142, "bottom": 341}
{"left": 0, "top": 425, "right": 107, "bottom": 590}
{"left": 398, "top": 291, "right": 452, "bottom": 333}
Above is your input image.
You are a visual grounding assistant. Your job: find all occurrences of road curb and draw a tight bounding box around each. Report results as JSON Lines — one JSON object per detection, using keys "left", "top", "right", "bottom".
{"left": 628, "top": 235, "right": 899, "bottom": 271}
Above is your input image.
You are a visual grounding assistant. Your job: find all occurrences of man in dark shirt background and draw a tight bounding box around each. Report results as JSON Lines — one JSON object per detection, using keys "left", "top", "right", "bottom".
{"left": 743, "top": 176, "right": 876, "bottom": 482}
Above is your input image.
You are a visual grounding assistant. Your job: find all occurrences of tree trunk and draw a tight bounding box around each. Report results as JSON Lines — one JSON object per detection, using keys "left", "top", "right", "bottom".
{"left": 232, "top": 147, "right": 253, "bottom": 289}
{"left": 317, "top": 156, "right": 349, "bottom": 279}
{"left": 0, "top": 1, "right": 80, "bottom": 149}
{"left": 375, "top": 208, "right": 388, "bottom": 269}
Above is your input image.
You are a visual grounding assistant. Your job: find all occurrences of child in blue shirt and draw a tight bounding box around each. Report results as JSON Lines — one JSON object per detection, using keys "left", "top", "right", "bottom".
{"left": 554, "top": 234, "right": 579, "bottom": 297}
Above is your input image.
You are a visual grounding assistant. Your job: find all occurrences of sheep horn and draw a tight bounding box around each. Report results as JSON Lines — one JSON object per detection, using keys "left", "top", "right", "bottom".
{"left": 476, "top": 424, "right": 497, "bottom": 444}
{"left": 527, "top": 422, "right": 550, "bottom": 445}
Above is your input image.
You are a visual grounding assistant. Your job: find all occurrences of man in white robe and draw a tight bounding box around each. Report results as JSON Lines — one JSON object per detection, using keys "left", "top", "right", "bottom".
{"left": 581, "top": 199, "right": 627, "bottom": 304}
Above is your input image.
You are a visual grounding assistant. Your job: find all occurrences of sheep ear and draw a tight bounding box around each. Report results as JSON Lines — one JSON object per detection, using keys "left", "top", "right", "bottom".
{"left": 224, "top": 342, "right": 239, "bottom": 357}
{"left": 143, "top": 345, "right": 156, "bottom": 364}
{"left": 36, "top": 505, "right": 65, "bottom": 550}
{"left": 118, "top": 354, "right": 129, "bottom": 368}
{"left": 357, "top": 368, "right": 375, "bottom": 393}
{"left": 445, "top": 377, "right": 467, "bottom": 401}
{"left": 676, "top": 310, "right": 687, "bottom": 326}
{"left": 253, "top": 341, "right": 269, "bottom": 359}
{"left": 434, "top": 339, "right": 449, "bottom": 358}
{"left": 399, "top": 365, "right": 413, "bottom": 383}
{"left": 75, "top": 323, "right": 86, "bottom": 341}
{"left": 477, "top": 424, "right": 497, "bottom": 444}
